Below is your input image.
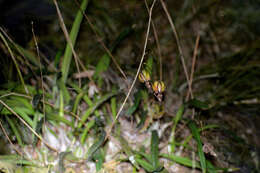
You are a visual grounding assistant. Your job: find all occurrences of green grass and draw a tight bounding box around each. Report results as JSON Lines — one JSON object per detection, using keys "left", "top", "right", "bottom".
{"left": 0, "top": 0, "right": 258, "bottom": 172}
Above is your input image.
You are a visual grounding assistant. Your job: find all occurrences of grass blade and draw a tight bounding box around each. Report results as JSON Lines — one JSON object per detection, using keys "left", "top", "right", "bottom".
{"left": 161, "top": 154, "right": 200, "bottom": 168}
{"left": 150, "top": 130, "right": 159, "bottom": 169}
{"left": 135, "top": 157, "right": 154, "bottom": 172}
{"left": 61, "top": 0, "right": 89, "bottom": 82}
{"left": 182, "top": 124, "right": 219, "bottom": 148}
{"left": 5, "top": 116, "right": 23, "bottom": 146}
{"left": 188, "top": 121, "right": 207, "bottom": 173}
{"left": 87, "top": 130, "right": 106, "bottom": 161}
{"left": 80, "top": 119, "right": 95, "bottom": 144}
{"left": 126, "top": 90, "right": 142, "bottom": 116}
{"left": 77, "top": 91, "right": 118, "bottom": 128}
{"left": 110, "top": 97, "right": 117, "bottom": 120}
{"left": 170, "top": 104, "right": 185, "bottom": 152}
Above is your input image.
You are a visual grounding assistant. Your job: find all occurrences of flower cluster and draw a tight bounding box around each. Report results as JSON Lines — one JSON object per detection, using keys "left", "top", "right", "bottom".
{"left": 138, "top": 69, "right": 165, "bottom": 102}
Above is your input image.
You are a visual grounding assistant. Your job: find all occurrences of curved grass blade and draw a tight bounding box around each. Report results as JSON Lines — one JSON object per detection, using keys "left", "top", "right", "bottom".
{"left": 86, "top": 130, "right": 106, "bottom": 161}
{"left": 170, "top": 104, "right": 185, "bottom": 153}
{"left": 72, "top": 92, "right": 84, "bottom": 114}
{"left": 182, "top": 124, "right": 219, "bottom": 148}
{"left": 77, "top": 91, "right": 118, "bottom": 128}
{"left": 188, "top": 121, "right": 206, "bottom": 173}
{"left": 80, "top": 119, "right": 95, "bottom": 144}
{"left": 5, "top": 116, "right": 23, "bottom": 146}
{"left": 12, "top": 107, "right": 33, "bottom": 127}
{"left": 46, "top": 113, "right": 73, "bottom": 127}
{"left": 68, "top": 82, "right": 93, "bottom": 106}
{"left": 134, "top": 157, "right": 154, "bottom": 172}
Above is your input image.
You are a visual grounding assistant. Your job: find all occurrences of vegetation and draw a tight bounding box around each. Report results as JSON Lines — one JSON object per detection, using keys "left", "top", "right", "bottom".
{"left": 0, "top": 0, "right": 259, "bottom": 172}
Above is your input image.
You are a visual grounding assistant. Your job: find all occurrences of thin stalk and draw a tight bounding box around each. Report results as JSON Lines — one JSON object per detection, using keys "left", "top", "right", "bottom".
{"left": 160, "top": 0, "right": 193, "bottom": 98}
{"left": 107, "top": 0, "right": 157, "bottom": 138}
{"left": 31, "top": 22, "right": 46, "bottom": 124}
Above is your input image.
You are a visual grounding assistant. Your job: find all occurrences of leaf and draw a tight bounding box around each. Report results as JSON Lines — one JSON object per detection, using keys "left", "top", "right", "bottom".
{"left": 137, "top": 150, "right": 152, "bottom": 164}
{"left": 93, "top": 54, "right": 111, "bottom": 81}
{"left": 110, "top": 97, "right": 117, "bottom": 119}
{"left": 188, "top": 121, "right": 207, "bottom": 173}
{"left": 58, "top": 79, "right": 71, "bottom": 105}
{"left": 150, "top": 130, "right": 159, "bottom": 169}
{"left": 32, "top": 94, "right": 42, "bottom": 109}
{"left": 54, "top": 50, "right": 62, "bottom": 69}
{"left": 161, "top": 154, "right": 200, "bottom": 168}
{"left": 80, "top": 119, "right": 95, "bottom": 144}
{"left": 61, "top": 0, "right": 89, "bottom": 82}
{"left": 77, "top": 91, "right": 118, "bottom": 128}
{"left": 12, "top": 107, "right": 33, "bottom": 127}
{"left": 46, "top": 113, "right": 73, "bottom": 127}
{"left": 72, "top": 92, "right": 84, "bottom": 114}
{"left": 5, "top": 116, "right": 23, "bottom": 146}
{"left": 126, "top": 90, "right": 142, "bottom": 115}
{"left": 135, "top": 157, "right": 154, "bottom": 172}
{"left": 87, "top": 130, "right": 106, "bottom": 161}
{"left": 206, "top": 160, "right": 217, "bottom": 173}
{"left": 92, "top": 148, "right": 105, "bottom": 171}
{"left": 170, "top": 104, "right": 185, "bottom": 152}
{"left": 182, "top": 124, "right": 219, "bottom": 148}
{"left": 144, "top": 56, "right": 153, "bottom": 75}
{"left": 187, "top": 99, "right": 209, "bottom": 110}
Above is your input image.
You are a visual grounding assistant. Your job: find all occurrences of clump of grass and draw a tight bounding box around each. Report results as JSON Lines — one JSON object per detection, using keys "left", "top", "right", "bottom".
{"left": 0, "top": 0, "right": 259, "bottom": 172}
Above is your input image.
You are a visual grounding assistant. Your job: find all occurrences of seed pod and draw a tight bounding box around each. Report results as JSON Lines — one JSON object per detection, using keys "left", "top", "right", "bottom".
{"left": 138, "top": 70, "right": 151, "bottom": 83}
{"left": 152, "top": 81, "right": 165, "bottom": 94}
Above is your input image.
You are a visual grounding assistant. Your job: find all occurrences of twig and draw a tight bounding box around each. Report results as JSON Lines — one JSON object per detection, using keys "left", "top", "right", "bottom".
{"left": 144, "top": 0, "right": 163, "bottom": 81}
{"left": 107, "top": 0, "right": 157, "bottom": 138}
{"left": 189, "top": 35, "right": 200, "bottom": 119}
{"left": 53, "top": 0, "right": 82, "bottom": 87}
{"left": 74, "top": 0, "right": 129, "bottom": 87}
{"left": 160, "top": 0, "right": 193, "bottom": 98}
{"left": 0, "top": 99, "right": 58, "bottom": 152}
{"left": 31, "top": 22, "right": 47, "bottom": 124}
{"left": 186, "top": 35, "right": 200, "bottom": 101}
{"left": 178, "top": 73, "right": 219, "bottom": 92}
